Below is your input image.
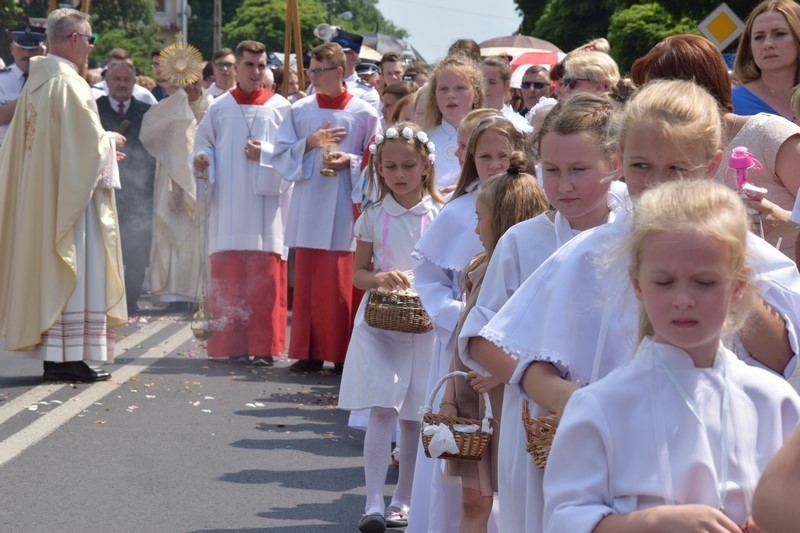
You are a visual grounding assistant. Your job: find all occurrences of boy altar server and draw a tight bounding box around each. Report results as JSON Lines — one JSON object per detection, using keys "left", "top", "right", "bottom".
{"left": 193, "top": 40, "right": 291, "bottom": 365}
{"left": 273, "top": 42, "right": 380, "bottom": 372}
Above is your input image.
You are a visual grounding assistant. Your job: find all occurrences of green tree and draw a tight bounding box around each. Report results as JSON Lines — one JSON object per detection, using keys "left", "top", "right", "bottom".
{"left": 223, "top": 0, "right": 329, "bottom": 55}
{"left": 325, "top": 0, "right": 407, "bottom": 37}
{"left": 532, "top": 0, "right": 616, "bottom": 52}
{"left": 607, "top": 2, "right": 698, "bottom": 73}
{"left": 0, "top": 0, "right": 24, "bottom": 66}
{"left": 223, "top": 0, "right": 407, "bottom": 60}
{"left": 649, "top": 0, "right": 765, "bottom": 20}
{"left": 90, "top": 0, "right": 160, "bottom": 70}
{"left": 514, "top": 0, "right": 551, "bottom": 36}
{"left": 187, "top": 0, "right": 245, "bottom": 60}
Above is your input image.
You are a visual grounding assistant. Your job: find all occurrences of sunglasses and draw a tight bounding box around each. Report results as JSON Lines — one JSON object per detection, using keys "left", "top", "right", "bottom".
{"left": 562, "top": 77, "right": 590, "bottom": 89}
{"left": 70, "top": 32, "right": 96, "bottom": 45}
{"left": 520, "top": 81, "right": 547, "bottom": 90}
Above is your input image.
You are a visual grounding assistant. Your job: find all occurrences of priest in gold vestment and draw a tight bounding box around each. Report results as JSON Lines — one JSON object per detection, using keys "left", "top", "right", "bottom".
{"left": 0, "top": 8, "right": 126, "bottom": 382}
{"left": 141, "top": 81, "right": 212, "bottom": 309}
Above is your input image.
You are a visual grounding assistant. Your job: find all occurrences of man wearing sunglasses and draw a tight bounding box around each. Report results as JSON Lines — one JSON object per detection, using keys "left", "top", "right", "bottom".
{"left": 519, "top": 65, "right": 552, "bottom": 116}
{"left": 0, "top": 8, "right": 127, "bottom": 383}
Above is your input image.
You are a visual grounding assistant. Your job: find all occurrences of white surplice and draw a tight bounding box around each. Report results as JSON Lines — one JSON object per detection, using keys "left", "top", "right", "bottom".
{"left": 456, "top": 182, "right": 628, "bottom": 533}
{"left": 484, "top": 216, "right": 800, "bottom": 399}
{"left": 272, "top": 93, "right": 380, "bottom": 252}
{"left": 192, "top": 90, "right": 292, "bottom": 257}
{"left": 544, "top": 339, "right": 800, "bottom": 532}
{"left": 407, "top": 183, "right": 483, "bottom": 533}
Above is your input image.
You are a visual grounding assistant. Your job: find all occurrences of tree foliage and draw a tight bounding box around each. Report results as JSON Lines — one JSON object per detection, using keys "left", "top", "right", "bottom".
{"left": 222, "top": 0, "right": 328, "bottom": 56}
{"left": 188, "top": 0, "right": 245, "bottom": 60}
{"left": 326, "top": 0, "right": 407, "bottom": 38}
{"left": 90, "top": 0, "right": 160, "bottom": 70}
{"left": 223, "top": 0, "right": 407, "bottom": 58}
{"left": 0, "top": 0, "right": 24, "bottom": 66}
{"left": 514, "top": 0, "right": 782, "bottom": 73}
{"left": 515, "top": 0, "right": 550, "bottom": 36}
{"left": 531, "top": 0, "right": 615, "bottom": 53}
{"left": 607, "top": 3, "right": 698, "bottom": 72}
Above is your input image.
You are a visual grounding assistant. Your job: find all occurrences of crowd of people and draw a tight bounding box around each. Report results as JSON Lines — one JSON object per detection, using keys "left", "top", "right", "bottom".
{"left": 3, "top": 2, "right": 800, "bottom": 532}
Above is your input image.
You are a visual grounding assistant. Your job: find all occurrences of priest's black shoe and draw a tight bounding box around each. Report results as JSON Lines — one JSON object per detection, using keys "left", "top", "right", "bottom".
{"left": 43, "top": 361, "right": 111, "bottom": 383}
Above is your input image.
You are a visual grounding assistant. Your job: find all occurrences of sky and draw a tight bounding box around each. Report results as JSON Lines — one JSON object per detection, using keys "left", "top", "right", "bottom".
{"left": 376, "top": 0, "right": 524, "bottom": 63}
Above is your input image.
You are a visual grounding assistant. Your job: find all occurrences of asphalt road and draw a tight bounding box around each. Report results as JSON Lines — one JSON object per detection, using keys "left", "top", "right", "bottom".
{"left": 2, "top": 304, "right": 800, "bottom": 533}
{"left": 0, "top": 307, "right": 403, "bottom": 532}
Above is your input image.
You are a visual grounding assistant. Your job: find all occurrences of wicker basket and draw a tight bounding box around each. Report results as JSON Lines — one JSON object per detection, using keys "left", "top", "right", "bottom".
{"left": 522, "top": 400, "right": 560, "bottom": 470}
{"left": 364, "top": 288, "right": 431, "bottom": 334}
{"left": 421, "top": 371, "right": 493, "bottom": 461}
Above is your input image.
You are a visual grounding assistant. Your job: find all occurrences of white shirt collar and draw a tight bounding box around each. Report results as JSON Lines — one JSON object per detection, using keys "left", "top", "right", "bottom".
{"left": 381, "top": 193, "right": 436, "bottom": 217}
{"left": 9, "top": 63, "right": 25, "bottom": 82}
{"left": 108, "top": 95, "right": 131, "bottom": 112}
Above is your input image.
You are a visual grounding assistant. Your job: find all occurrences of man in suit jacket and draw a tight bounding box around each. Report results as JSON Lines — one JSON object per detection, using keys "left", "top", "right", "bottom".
{"left": 96, "top": 60, "right": 156, "bottom": 314}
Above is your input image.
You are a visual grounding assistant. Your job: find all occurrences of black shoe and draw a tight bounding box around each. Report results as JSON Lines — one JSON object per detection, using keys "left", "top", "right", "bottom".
{"left": 166, "top": 301, "right": 194, "bottom": 314}
{"left": 43, "top": 361, "right": 111, "bottom": 383}
{"left": 288, "top": 359, "right": 324, "bottom": 372}
{"left": 250, "top": 356, "right": 274, "bottom": 367}
{"left": 332, "top": 363, "right": 344, "bottom": 375}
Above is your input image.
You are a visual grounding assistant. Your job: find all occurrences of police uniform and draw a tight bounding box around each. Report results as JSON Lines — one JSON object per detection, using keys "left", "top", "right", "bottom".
{"left": 0, "top": 24, "right": 45, "bottom": 144}
{"left": 343, "top": 72, "right": 379, "bottom": 109}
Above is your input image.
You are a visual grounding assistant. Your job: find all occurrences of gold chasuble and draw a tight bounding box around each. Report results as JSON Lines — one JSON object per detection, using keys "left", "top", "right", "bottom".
{"left": 0, "top": 55, "right": 126, "bottom": 352}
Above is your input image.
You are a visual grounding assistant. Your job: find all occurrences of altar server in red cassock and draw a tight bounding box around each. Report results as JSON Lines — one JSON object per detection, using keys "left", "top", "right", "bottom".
{"left": 192, "top": 40, "right": 291, "bottom": 364}
{"left": 273, "top": 42, "right": 380, "bottom": 372}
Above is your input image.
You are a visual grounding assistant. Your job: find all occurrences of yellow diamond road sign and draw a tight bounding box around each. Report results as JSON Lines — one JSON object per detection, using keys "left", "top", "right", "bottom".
{"left": 699, "top": 3, "right": 745, "bottom": 50}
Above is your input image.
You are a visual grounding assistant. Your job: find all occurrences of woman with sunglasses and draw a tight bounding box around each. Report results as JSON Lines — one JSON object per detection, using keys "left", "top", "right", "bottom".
{"left": 559, "top": 51, "right": 620, "bottom": 97}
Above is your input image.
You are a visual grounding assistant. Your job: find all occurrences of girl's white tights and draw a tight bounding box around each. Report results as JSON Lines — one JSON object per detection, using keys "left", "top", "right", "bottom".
{"left": 363, "top": 406, "right": 421, "bottom": 515}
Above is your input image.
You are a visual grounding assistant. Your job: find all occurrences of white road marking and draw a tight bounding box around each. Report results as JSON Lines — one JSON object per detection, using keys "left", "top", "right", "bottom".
{"left": 0, "top": 320, "right": 171, "bottom": 426}
{"left": 0, "top": 322, "right": 194, "bottom": 468}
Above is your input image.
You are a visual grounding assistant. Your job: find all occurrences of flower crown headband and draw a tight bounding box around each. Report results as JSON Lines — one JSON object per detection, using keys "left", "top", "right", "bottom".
{"left": 369, "top": 126, "right": 436, "bottom": 162}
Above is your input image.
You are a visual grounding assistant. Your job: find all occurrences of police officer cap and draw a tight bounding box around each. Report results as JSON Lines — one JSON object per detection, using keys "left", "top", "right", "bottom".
{"left": 356, "top": 62, "right": 380, "bottom": 76}
{"left": 332, "top": 29, "right": 362, "bottom": 54}
{"left": 8, "top": 24, "right": 46, "bottom": 49}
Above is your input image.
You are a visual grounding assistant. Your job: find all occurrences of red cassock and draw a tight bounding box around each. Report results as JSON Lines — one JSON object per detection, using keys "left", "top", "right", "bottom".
{"left": 207, "top": 251, "right": 287, "bottom": 357}
{"left": 289, "top": 248, "right": 365, "bottom": 364}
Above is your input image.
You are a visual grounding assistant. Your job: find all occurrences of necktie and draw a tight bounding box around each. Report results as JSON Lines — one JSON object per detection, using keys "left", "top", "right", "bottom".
{"left": 117, "top": 102, "right": 125, "bottom": 117}
{"left": 21, "top": 72, "right": 27, "bottom": 86}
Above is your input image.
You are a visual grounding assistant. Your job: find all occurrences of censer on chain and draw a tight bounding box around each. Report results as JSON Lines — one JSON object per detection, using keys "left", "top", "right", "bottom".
{"left": 191, "top": 295, "right": 213, "bottom": 341}
{"left": 192, "top": 168, "right": 214, "bottom": 344}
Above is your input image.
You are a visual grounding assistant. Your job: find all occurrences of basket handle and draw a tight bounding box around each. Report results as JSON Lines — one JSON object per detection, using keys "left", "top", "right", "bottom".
{"left": 423, "top": 370, "right": 493, "bottom": 428}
